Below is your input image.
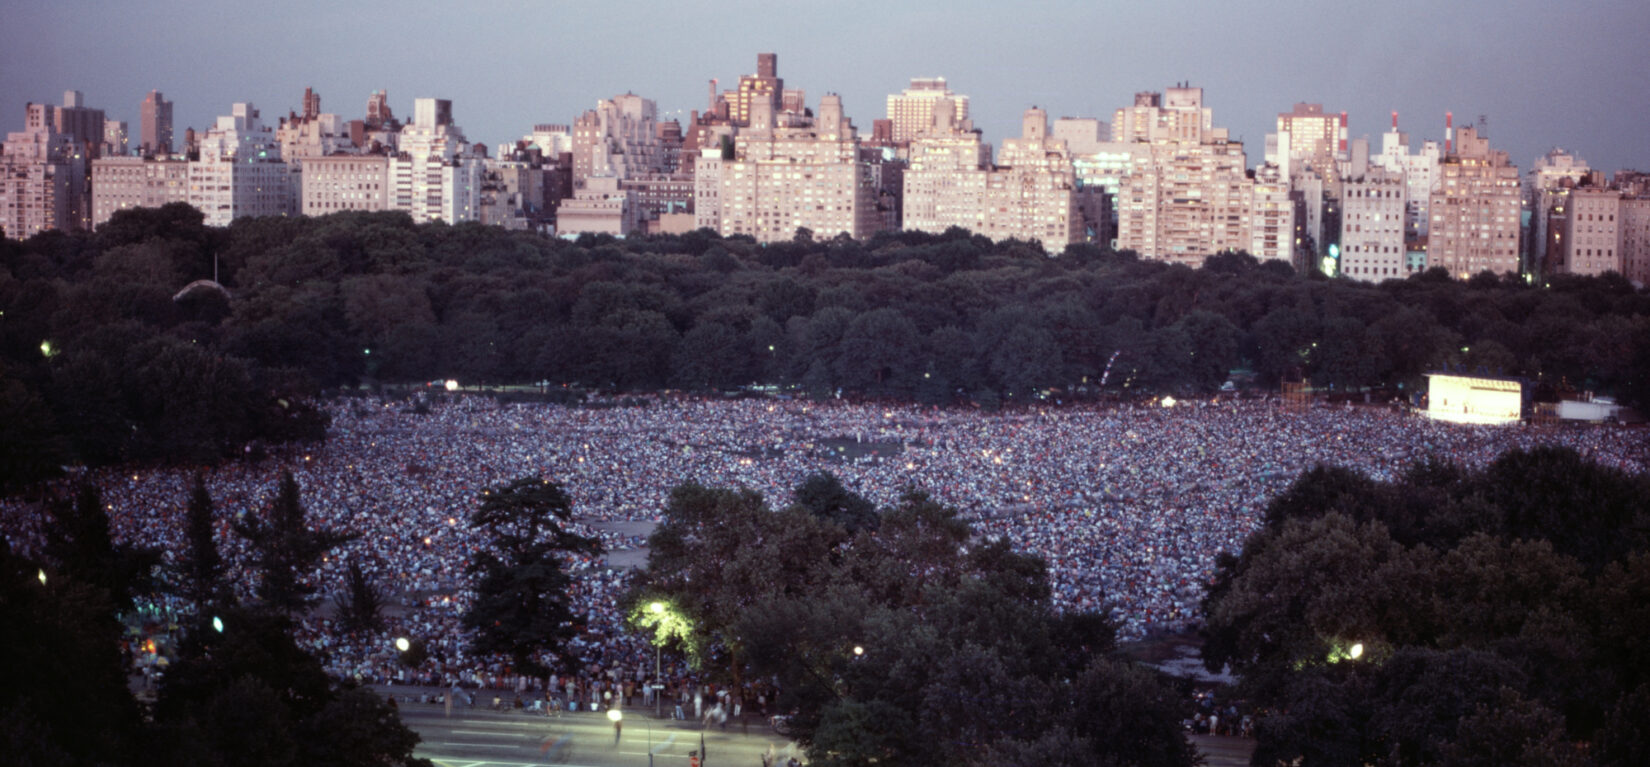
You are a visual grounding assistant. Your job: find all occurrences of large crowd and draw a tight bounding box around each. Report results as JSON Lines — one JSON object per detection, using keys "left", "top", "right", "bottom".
{"left": 2, "top": 392, "right": 1644, "bottom": 699}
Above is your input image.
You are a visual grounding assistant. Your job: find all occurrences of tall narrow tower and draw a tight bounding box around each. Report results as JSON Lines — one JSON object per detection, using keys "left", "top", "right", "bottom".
{"left": 140, "top": 90, "right": 173, "bottom": 155}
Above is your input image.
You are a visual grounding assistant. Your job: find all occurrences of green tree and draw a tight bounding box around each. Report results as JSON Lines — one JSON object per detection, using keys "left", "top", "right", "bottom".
{"left": 233, "top": 471, "right": 356, "bottom": 615}
{"left": 179, "top": 474, "right": 228, "bottom": 612}
{"left": 462, "top": 477, "right": 601, "bottom": 675}
{"left": 44, "top": 481, "right": 159, "bottom": 612}
{"left": 334, "top": 559, "right": 385, "bottom": 634}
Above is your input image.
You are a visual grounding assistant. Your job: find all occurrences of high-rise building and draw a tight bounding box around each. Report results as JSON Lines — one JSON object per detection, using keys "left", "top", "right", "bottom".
{"left": 1339, "top": 141, "right": 1408, "bottom": 281}
{"left": 365, "top": 90, "right": 395, "bottom": 129}
{"left": 1112, "top": 86, "right": 1211, "bottom": 144}
{"left": 300, "top": 153, "right": 389, "bottom": 216}
{"left": 1250, "top": 163, "right": 1296, "bottom": 263}
{"left": 103, "top": 119, "right": 128, "bottom": 157}
{"left": 50, "top": 90, "right": 107, "bottom": 159}
{"left": 902, "top": 106, "right": 1080, "bottom": 252}
{"left": 188, "top": 102, "right": 292, "bottom": 227}
{"left": 1560, "top": 186, "right": 1623, "bottom": 277}
{"left": 1111, "top": 85, "right": 1259, "bottom": 266}
{"left": 727, "top": 53, "right": 783, "bottom": 128}
{"left": 1620, "top": 196, "right": 1650, "bottom": 285}
{"left": 1427, "top": 127, "right": 1521, "bottom": 278}
{"left": 1, "top": 93, "right": 100, "bottom": 237}
{"left": 1525, "top": 148, "right": 1591, "bottom": 277}
{"left": 140, "top": 90, "right": 173, "bottom": 156}
{"left": 390, "top": 97, "right": 480, "bottom": 224}
{"left": 571, "top": 93, "right": 664, "bottom": 188}
{"left": 886, "top": 77, "right": 970, "bottom": 145}
{"left": 1274, "top": 102, "right": 1344, "bottom": 180}
{"left": 91, "top": 155, "right": 189, "bottom": 226}
{"left": 704, "top": 93, "right": 881, "bottom": 243}
{"left": 1373, "top": 114, "right": 1442, "bottom": 240}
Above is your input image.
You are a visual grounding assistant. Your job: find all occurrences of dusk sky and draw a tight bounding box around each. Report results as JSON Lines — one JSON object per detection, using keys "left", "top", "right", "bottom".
{"left": 4, "top": 0, "right": 1646, "bottom": 174}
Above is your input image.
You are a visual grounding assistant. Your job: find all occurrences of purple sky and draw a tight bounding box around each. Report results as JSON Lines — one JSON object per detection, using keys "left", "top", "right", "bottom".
{"left": 4, "top": 0, "right": 1647, "bottom": 175}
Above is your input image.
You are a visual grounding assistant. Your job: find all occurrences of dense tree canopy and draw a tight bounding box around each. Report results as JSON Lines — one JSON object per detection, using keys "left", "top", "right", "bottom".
{"left": 4, "top": 475, "right": 429, "bottom": 767}
{"left": 462, "top": 477, "right": 602, "bottom": 676}
{"left": 1201, "top": 447, "right": 1650, "bottom": 765}
{"left": 632, "top": 475, "right": 1198, "bottom": 767}
{"left": 5, "top": 208, "right": 1648, "bottom": 488}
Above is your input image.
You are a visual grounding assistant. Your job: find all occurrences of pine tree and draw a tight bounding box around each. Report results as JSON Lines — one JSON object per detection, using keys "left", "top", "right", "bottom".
{"left": 233, "top": 471, "right": 355, "bottom": 615}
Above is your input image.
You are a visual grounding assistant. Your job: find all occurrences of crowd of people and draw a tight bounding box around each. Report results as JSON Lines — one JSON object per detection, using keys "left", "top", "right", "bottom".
{"left": 2, "top": 392, "right": 1643, "bottom": 703}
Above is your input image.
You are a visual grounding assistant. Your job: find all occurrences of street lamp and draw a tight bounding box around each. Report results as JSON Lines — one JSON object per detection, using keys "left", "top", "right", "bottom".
{"left": 650, "top": 601, "right": 664, "bottom": 718}
{"left": 395, "top": 637, "right": 411, "bottom": 653}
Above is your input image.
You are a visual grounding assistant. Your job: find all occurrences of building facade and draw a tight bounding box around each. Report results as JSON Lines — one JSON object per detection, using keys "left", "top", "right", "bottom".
{"left": 709, "top": 93, "right": 880, "bottom": 243}
{"left": 1, "top": 94, "right": 98, "bottom": 237}
{"left": 188, "top": 102, "right": 292, "bottom": 227}
{"left": 300, "top": 153, "right": 389, "bottom": 216}
{"left": 887, "top": 77, "right": 970, "bottom": 145}
{"left": 902, "top": 106, "right": 1079, "bottom": 252}
{"left": 91, "top": 156, "right": 190, "bottom": 226}
{"left": 140, "top": 90, "right": 173, "bottom": 156}
{"left": 1427, "top": 127, "right": 1521, "bottom": 278}
{"left": 1339, "top": 165, "right": 1408, "bottom": 281}
{"left": 1560, "top": 186, "right": 1622, "bottom": 276}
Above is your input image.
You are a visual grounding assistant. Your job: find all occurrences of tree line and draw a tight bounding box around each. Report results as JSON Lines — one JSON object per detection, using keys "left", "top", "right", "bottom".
{"left": 1201, "top": 446, "right": 1650, "bottom": 765}
{"left": 626, "top": 472, "right": 1200, "bottom": 767}
{"left": 3, "top": 471, "right": 429, "bottom": 767}
{"left": 5, "top": 204, "right": 1649, "bottom": 489}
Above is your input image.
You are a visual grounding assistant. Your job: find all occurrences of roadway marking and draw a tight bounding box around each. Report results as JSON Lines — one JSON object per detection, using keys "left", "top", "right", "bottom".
{"left": 438, "top": 742, "right": 519, "bottom": 748}
{"left": 651, "top": 732, "right": 678, "bottom": 753}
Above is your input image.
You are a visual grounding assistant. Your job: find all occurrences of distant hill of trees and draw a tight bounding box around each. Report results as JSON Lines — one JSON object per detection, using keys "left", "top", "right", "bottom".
{"left": 3, "top": 204, "right": 1648, "bottom": 488}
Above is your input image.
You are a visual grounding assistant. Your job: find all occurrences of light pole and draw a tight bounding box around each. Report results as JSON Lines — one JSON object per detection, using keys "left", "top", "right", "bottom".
{"left": 650, "top": 601, "right": 665, "bottom": 719}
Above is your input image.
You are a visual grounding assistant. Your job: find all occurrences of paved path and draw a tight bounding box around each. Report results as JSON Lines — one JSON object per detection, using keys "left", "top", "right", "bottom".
{"left": 1190, "top": 734, "right": 1257, "bottom": 766}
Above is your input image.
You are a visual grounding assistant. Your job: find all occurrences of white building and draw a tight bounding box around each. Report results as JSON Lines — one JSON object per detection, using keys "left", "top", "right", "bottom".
{"left": 902, "top": 105, "right": 1079, "bottom": 252}
{"left": 1339, "top": 146, "right": 1408, "bottom": 281}
{"left": 391, "top": 98, "right": 480, "bottom": 224}
{"left": 301, "top": 153, "right": 389, "bottom": 216}
{"left": 1428, "top": 127, "right": 1521, "bottom": 278}
{"left": 1373, "top": 117, "right": 1442, "bottom": 240}
{"left": 571, "top": 94, "right": 665, "bottom": 188}
{"left": 708, "top": 93, "right": 881, "bottom": 243}
{"left": 556, "top": 175, "right": 636, "bottom": 236}
{"left": 1561, "top": 186, "right": 1623, "bottom": 276}
{"left": 188, "top": 103, "right": 292, "bottom": 227}
{"left": 1, "top": 100, "right": 89, "bottom": 238}
{"left": 887, "top": 77, "right": 970, "bottom": 145}
{"left": 1249, "top": 163, "right": 1295, "bottom": 263}
{"left": 91, "top": 156, "right": 190, "bottom": 227}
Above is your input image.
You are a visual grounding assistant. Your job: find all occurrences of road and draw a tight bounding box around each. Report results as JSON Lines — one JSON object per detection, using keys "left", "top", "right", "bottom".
{"left": 396, "top": 703, "right": 805, "bottom": 767}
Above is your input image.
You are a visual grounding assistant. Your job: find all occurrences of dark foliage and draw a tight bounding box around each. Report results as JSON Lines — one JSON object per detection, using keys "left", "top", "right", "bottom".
{"left": 232, "top": 471, "right": 357, "bottom": 615}
{"left": 6, "top": 210, "right": 1647, "bottom": 492}
{"left": 632, "top": 479, "right": 1192, "bottom": 767}
{"left": 462, "top": 477, "right": 601, "bottom": 676}
{"left": 1202, "top": 448, "right": 1650, "bottom": 763}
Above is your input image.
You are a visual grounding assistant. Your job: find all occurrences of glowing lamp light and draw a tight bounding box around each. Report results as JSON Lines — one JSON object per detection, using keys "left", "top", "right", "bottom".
{"left": 395, "top": 637, "right": 411, "bottom": 652}
{"left": 650, "top": 601, "right": 665, "bottom": 615}
{"left": 853, "top": 645, "right": 865, "bottom": 656}
{"left": 37, "top": 569, "right": 47, "bottom": 586}
{"left": 444, "top": 379, "right": 459, "bottom": 392}
{"left": 1349, "top": 642, "right": 1365, "bottom": 660}
{"left": 1161, "top": 396, "right": 1177, "bottom": 408}
{"left": 212, "top": 616, "right": 225, "bottom": 633}
{"left": 606, "top": 708, "right": 623, "bottom": 722}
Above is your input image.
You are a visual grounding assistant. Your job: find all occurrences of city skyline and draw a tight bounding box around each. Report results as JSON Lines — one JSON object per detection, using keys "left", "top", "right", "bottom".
{"left": 4, "top": 0, "right": 1647, "bottom": 174}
